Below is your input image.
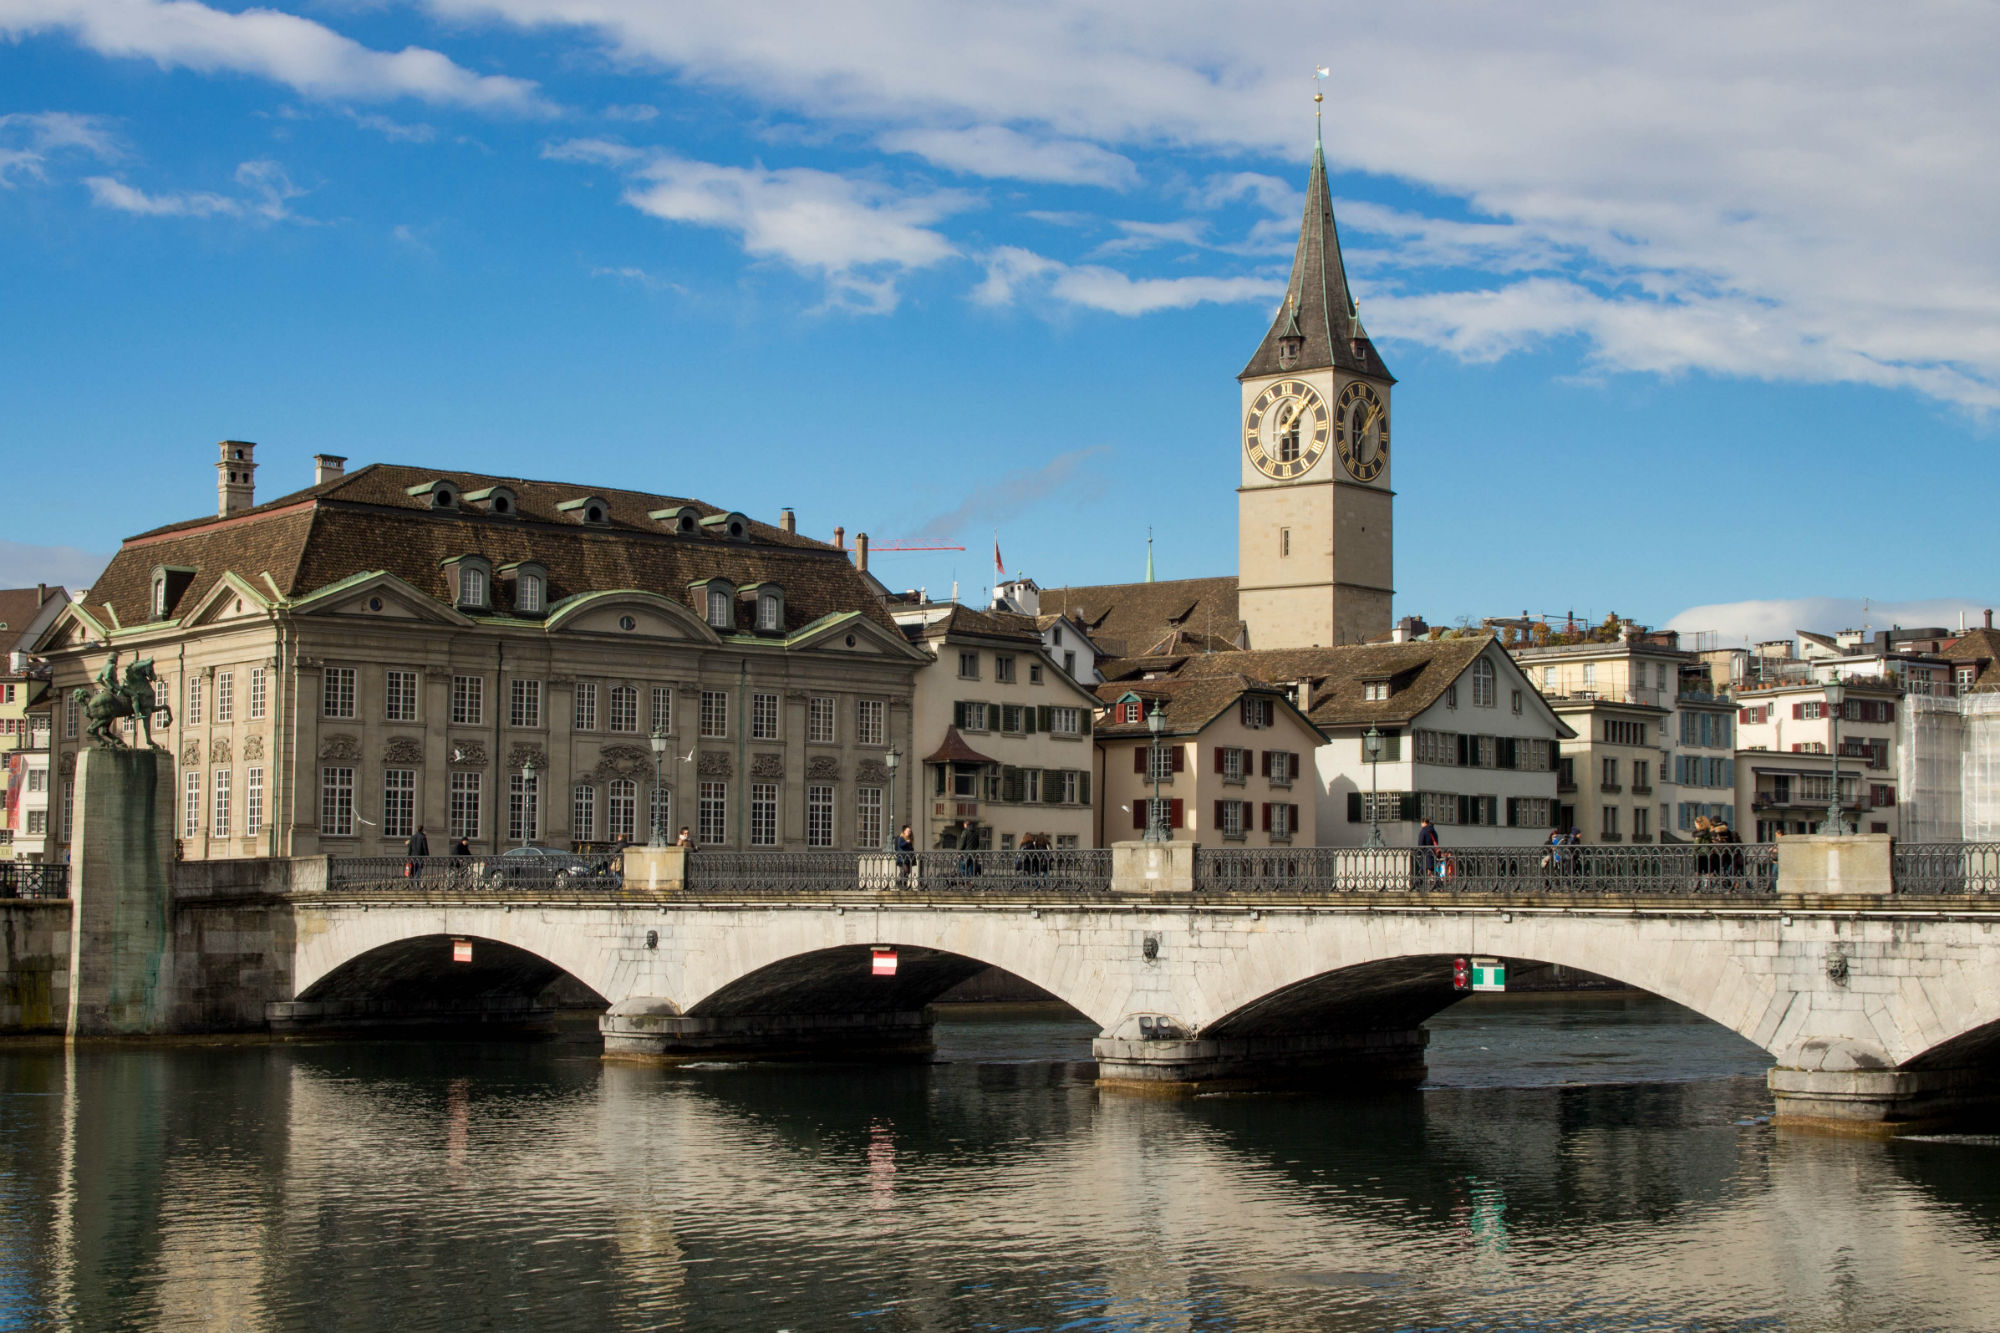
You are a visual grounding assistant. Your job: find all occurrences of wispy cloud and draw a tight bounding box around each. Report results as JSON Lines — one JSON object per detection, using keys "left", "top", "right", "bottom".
{"left": 976, "top": 245, "right": 1279, "bottom": 316}
{"left": 0, "top": 537, "right": 112, "bottom": 590}
{"left": 877, "top": 125, "right": 1137, "bottom": 189}
{"left": 602, "top": 103, "right": 658, "bottom": 122}
{"left": 2, "top": 0, "right": 551, "bottom": 113}
{"left": 341, "top": 108, "right": 437, "bottom": 143}
{"left": 86, "top": 159, "right": 308, "bottom": 221}
{"left": 590, "top": 264, "right": 683, "bottom": 294}
{"left": 0, "top": 110, "right": 120, "bottom": 184}
{"left": 546, "top": 138, "right": 972, "bottom": 313}
{"left": 1665, "top": 597, "right": 2000, "bottom": 649}
{"left": 911, "top": 445, "right": 1112, "bottom": 543}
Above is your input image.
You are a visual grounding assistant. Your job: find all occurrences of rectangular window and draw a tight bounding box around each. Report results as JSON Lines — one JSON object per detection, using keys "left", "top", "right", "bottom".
{"left": 65, "top": 688, "right": 79, "bottom": 739}
{"left": 211, "top": 769, "right": 232, "bottom": 838}
{"left": 573, "top": 784, "right": 597, "bottom": 842}
{"left": 26, "top": 768, "right": 46, "bottom": 793}
{"left": 857, "top": 699, "right": 886, "bottom": 746}
{"left": 60, "top": 776, "right": 74, "bottom": 840}
{"left": 1271, "top": 802, "right": 1293, "bottom": 840}
{"left": 1024, "top": 769, "right": 1043, "bottom": 803}
{"left": 246, "top": 767, "right": 263, "bottom": 837}
{"left": 248, "top": 667, "right": 267, "bottom": 720}
{"left": 995, "top": 656, "right": 1016, "bottom": 684}
{"left": 695, "top": 781, "right": 727, "bottom": 845}
{"left": 574, "top": 681, "right": 599, "bottom": 731}
{"left": 1224, "top": 747, "right": 1246, "bottom": 782}
{"left": 1634, "top": 806, "right": 1651, "bottom": 838}
{"left": 384, "top": 669, "right": 417, "bottom": 723}
{"left": 608, "top": 779, "right": 637, "bottom": 842}
{"left": 809, "top": 696, "right": 837, "bottom": 743}
{"left": 651, "top": 686, "right": 674, "bottom": 734}
{"left": 320, "top": 767, "right": 355, "bottom": 838}
{"left": 321, "top": 668, "right": 354, "bottom": 720}
{"left": 958, "top": 651, "right": 979, "bottom": 679}
{"left": 26, "top": 810, "right": 46, "bottom": 835}
{"left": 957, "top": 701, "right": 989, "bottom": 731}
{"left": 184, "top": 674, "right": 205, "bottom": 726}
{"left": 700, "top": 690, "right": 728, "bottom": 738}
{"left": 807, "top": 784, "right": 834, "bottom": 847}
{"left": 1220, "top": 799, "right": 1245, "bottom": 837}
{"left": 1050, "top": 706, "right": 1082, "bottom": 736}
{"left": 609, "top": 686, "right": 638, "bottom": 733}
{"left": 508, "top": 773, "right": 539, "bottom": 843}
{"left": 1269, "top": 751, "right": 1293, "bottom": 785}
{"left": 510, "top": 679, "right": 543, "bottom": 729}
{"left": 857, "top": 786, "right": 884, "bottom": 848}
{"left": 452, "top": 675, "right": 484, "bottom": 726}
{"left": 449, "top": 772, "right": 482, "bottom": 841}
{"left": 183, "top": 769, "right": 202, "bottom": 837}
{"left": 382, "top": 768, "right": 415, "bottom": 839}
{"left": 752, "top": 692, "right": 780, "bottom": 740}
{"left": 1633, "top": 760, "right": 1650, "bottom": 790}
{"left": 1061, "top": 770, "right": 1080, "bottom": 804}
{"left": 1601, "top": 805, "right": 1620, "bottom": 837}
{"left": 1602, "top": 757, "right": 1619, "bottom": 788}
{"left": 1001, "top": 704, "right": 1023, "bottom": 733}
{"left": 215, "top": 671, "right": 234, "bottom": 723}
{"left": 1280, "top": 527, "right": 1291, "bottom": 557}
{"left": 1148, "top": 743, "right": 1176, "bottom": 782}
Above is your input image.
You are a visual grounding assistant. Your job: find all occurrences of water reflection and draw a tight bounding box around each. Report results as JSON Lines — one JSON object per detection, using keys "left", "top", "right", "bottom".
{"left": 4, "top": 996, "right": 2000, "bottom": 1330}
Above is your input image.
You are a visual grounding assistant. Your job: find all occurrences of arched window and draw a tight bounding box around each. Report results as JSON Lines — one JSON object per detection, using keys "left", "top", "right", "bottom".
{"left": 1276, "top": 411, "right": 1301, "bottom": 463}
{"left": 758, "top": 594, "right": 780, "bottom": 631}
{"left": 707, "top": 589, "right": 732, "bottom": 629}
{"left": 518, "top": 573, "right": 543, "bottom": 614}
{"left": 1472, "top": 658, "right": 1497, "bottom": 709}
{"left": 460, "top": 565, "right": 487, "bottom": 608}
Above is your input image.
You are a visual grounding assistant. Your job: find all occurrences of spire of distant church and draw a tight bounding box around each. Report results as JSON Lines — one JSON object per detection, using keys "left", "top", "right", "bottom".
{"left": 1238, "top": 80, "right": 1394, "bottom": 385}
{"left": 1145, "top": 527, "right": 1155, "bottom": 583}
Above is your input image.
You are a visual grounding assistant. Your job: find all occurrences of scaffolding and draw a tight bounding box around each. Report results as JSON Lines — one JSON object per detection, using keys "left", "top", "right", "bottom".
{"left": 1896, "top": 692, "right": 2000, "bottom": 841}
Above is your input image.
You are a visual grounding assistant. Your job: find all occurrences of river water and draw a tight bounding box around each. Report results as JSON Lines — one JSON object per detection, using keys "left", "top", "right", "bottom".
{"left": 7, "top": 993, "right": 2000, "bottom": 1331}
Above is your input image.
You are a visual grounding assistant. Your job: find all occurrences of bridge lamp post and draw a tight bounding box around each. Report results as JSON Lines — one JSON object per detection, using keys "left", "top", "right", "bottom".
{"left": 1143, "top": 704, "right": 1168, "bottom": 843}
{"left": 519, "top": 756, "right": 537, "bottom": 849}
{"left": 649, "top": 724, "right": 669, "bottom": 847}
{"left": 884, "top": 748, "right": 900, "bottom": 853}
{"left": 1364, "top": 725, "right": 1385, "bottom": 848}
{"left": 1820, "top": 677, "right": 1847, "bottom": 836}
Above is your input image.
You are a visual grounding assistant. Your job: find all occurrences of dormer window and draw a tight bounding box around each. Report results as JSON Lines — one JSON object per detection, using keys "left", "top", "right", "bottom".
{"left": 558, "top": 496, "right": 611, "bottom": 526}
{"left": 1363, "top": 679, "right": 1391, "bottom": 701}
{"left": 501, "top": 561, "right": 547, "bottom": 616}
{"left": 742, "top": 583, "right": 785, "bottom": 633}
{"left": 442, "top": 555, "right": 492, "bottom": 610}
{"left": 689, "top": 577, "right": 737, "bottom": 631}
{"left": 649, "top": 505, "right": 701, "bottom": 535}
{"left": 708, "top": 590, "right": 731, "bottom": 627}
{"left": 407, "top": 479, "right": 460, "bottom": 510}
{"left": 464, "top": 486, "right": 517, "bottom": 516}
{"left": 149, "top": 565, "right": 195, "bottom": 621}
{"left": 700, "top": 511, "right": 751, "bottom": 541}
{"left": 1121, "top": 701, "right": 1142, "bottom": 724}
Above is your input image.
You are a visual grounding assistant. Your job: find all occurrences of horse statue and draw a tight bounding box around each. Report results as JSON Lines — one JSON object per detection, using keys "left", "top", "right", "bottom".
{"left": 81, "top": 653, "right": 173, "bottom": 750}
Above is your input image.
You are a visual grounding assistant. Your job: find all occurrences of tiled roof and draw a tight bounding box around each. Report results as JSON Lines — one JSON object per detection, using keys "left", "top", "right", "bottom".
{"left": 80, "top": 464, "right": 893, "bottom": 636}
{"left": 1042, "top": 576, "right": 1243, "bottom": 658}
{"left": 1944, "top": 628, "right": 2000, "bottom": 690}
{"left": 912, "top": 604, "right": 1041, "bottom": 645}
{"left": 924, "top": 725, "right": 1000, "bottom": 766}
{"left": 1092, "top": 673, "right": 1322, "bottom": 742}
{"left": 0, "top": 586, "right": 67, "bottom": 655}
{"left": 1169, "top": 636, "right": 1498, "bottom": 728}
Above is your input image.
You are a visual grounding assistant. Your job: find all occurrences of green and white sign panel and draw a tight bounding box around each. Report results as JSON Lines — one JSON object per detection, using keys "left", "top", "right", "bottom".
{"left": 1470, "top": 957, "right": 1507, "bottom": 992}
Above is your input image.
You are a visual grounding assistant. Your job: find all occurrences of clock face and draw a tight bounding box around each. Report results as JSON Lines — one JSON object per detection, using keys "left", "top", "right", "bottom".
{"left": 1335, "top": 381, "right": 1389, "bottom": 482}
{"left": 1243, "top": 379, "right": 1330, "bottom": 480}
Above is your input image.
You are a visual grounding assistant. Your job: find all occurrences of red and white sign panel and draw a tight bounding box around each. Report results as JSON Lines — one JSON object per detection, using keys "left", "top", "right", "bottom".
{"left": 871, "top": 949, "right": 898, "bottom": 977}
{"left": 452, "top": 939, "right": 473, "bottom": 964}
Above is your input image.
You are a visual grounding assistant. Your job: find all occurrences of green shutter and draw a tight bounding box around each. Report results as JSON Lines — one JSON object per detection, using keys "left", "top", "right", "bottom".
{"left": 1023, "top": 706, "right": 1038, "bottom": 733}
{"left": 953, "top": 701, "right": 967, "bottom": 729}
{"left": 1002, "top": 766, "right": 1021, "bottom": 802}
{"left": 1079, "top": 772, "right": 1091, "bottom": 805}
{"left": 1037, "top": 705, "right": 1053, "bottom": 733}
{"left": 1398, "top": 792, "right": 1421, "bottom": 822}
{"left": 1079, "top": 709, "right": 1092, "bottom": 735}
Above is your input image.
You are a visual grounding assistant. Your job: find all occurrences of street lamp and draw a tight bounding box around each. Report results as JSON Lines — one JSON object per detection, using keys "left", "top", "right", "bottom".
{"left": 1820, "top": 676, "right": 1847, "bottom": 836}
{"left": 884, "top": 748, "right": 900, "bottom": 853}
{"left": 1363, "top": 724, "right": 1385, "bottom": 848}
{"left": 519, "top": 755, "right": 537, "bottom": 848}
{"left": 648, "top": 723, "right": 669, "bottom": 846}
{"left": 1143, "top": 704, "right": 1168, "bottom": 843}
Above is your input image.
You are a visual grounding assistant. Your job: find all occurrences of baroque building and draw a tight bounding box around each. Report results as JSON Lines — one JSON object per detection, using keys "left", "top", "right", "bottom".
{"left": 31, "top": 447, "right": 924, "bottom": 859}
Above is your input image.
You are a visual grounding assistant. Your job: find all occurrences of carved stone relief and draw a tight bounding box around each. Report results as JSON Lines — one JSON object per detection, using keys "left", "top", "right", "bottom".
{"left": 549, "top": 675, "right": 577, "bottom": 690}
{"left": 807, "top": 755, "right": 842, "bottom": 782}
{"left": 58, "top": 750, "right": 76, "bottom": 775}
{"left": 697, "top": 751, "right": 732, "bottom": 779}
{"left": 856, "top": 759, "right": 888, "bottom": 785}
{"left": 181, "top": 740, "right": 202, "bottom": 767}
{"left": 506, "top": 744, "right": 548, "bottom": 773}
{"left": 243, "top": 734, "right": 265, "bottom": 761}
{"left": 751, "top": 753, "right": 786, "bottom": 781}
{"left": 449, "top": 740, "right": 487, "bottom": 768}
{"left": 588, "top": 744, "right": 653, "bottom": 783}
{"left": 210, "top": 736, "right": 232, "bottom": 765}
{"left": 319, "top": 735, "right": 361, "bottom": 763}
{"left": 384, "top": 736, "right": 426, "bottom": 765}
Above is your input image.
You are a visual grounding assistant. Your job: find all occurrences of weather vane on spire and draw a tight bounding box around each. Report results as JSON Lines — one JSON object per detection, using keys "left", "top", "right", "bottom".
{"left": 1313, "top": 65, "right": 1329, "bottom": 143}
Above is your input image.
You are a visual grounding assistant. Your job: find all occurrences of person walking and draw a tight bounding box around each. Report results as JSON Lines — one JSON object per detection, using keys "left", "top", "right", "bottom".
{"left": 1418, "top": 817, "right": 1443, "bottom": 886}
{"left": 404, "top": 824, "right": 429, "bottom": 878}
{"left": 1543, "top": 826, "right": 1566, "bottom": 886}
{"left": 894, "top": 824, "right": 916, "bottom": 888}
{"left": 452, "top": 835, "right": 470, "bottom": 857}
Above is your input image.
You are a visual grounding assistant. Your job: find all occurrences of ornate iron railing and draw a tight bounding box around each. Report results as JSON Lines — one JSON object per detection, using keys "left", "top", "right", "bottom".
{"left": 1893, "top": 843, "right": 2000, "bottom": 896}
{"left": 685, "top": 848, "right": 1113, "bottom": 896}
{"left": 326, "top": 853, "right": 623, "bottom": 895}
{"left": 1193, "top": 844, "right": 1778, "bottom": 897}
{"left": 0, "top": 861, "right": 68, "bottom": 900}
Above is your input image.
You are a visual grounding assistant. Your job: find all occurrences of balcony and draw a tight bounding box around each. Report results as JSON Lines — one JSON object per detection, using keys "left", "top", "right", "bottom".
{"left": 1600, "top": 782, "right": 1622, "bottom": 794}
{"left": 1632, "top": 784, "right": 1653, "bottom": 796}
{"left": 1557, "top": 780, "right": 1577, "bottom": 794}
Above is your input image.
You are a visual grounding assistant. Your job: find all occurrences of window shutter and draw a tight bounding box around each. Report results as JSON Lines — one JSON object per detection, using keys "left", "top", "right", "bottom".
{"left": 1289, "top": 803, "right": 1299, "bottom": 831}
{"left": 1347, "top": 791, "right": 1362, "bottom": 822}
{"left": 1132, "top": 799, "right": 1146, "bottom": 830}
{"left": 1037, "top": 705, "right": 1053, "bottom": 732}
{"left": 953, "top": 701, "right": 967, "bottom": 728}
{"left": 1506, "top": 797, "right": 1518, "bottom": 827}
{"left": 1260, "top": 750, "right": 1272, "bottom": 778}
{"left": 1261, "top": 802, "right": 1272, "bottom": 832}
{"left": 1214, "top": 748, "right": 1227, "bottom": 775}
{"left": 1133, "top": 747, "right": 1146, "bottom": 774}
{"left": 1885, "top": 702, "right": 1897, "bottom": 723}
{"left": 1002, "top": 766, "right": 1020, "bottom": 802}
{"left": 1739, "top": 707, "right": 1751, "bottom": 724}
{"left": 1079, "top": 711, "right": 1092, "bottom": 735}
{"left": 1046, "top": 772, "right": 1064, "bottom": 805}
{"left": 1216, "top": 800, "right": 1228, "bottom": 829}
{"left": 1079, "top": 773, "right": 1090, "bottom": 805}
{"left": 1792, "top": 703, "right": 1804, "bottom": 720}
{"left": 1170, "top": 746, "right": 1185, "bottom": 773}
{"left": 1023, "top": 707, "right": 1038, "bottom": 734}
{"left": 1398, "top": 792, "right": 1421, "bottom": 822}
{"left": 1168, "top": 798, "right": 1184, "bottom": 829}
{"left": 1291, "top": 752, "right": 1303, "bottom": 780}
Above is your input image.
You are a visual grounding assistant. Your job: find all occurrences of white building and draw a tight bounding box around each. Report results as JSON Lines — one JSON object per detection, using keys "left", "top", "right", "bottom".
{"left": 990, "top": 577, "right": 1105, "bottom": 687}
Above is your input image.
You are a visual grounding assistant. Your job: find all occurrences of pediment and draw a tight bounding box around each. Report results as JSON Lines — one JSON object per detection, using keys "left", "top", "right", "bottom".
{"left": 181, "top": 572, "right": 274, "bottom": 628}
{"left": 790, "top": 613, "right": 927, "bottom": 661}
{"left": 290, "top": 572, "right": 471, "bottom": 626}
{"left": 33, "top": 603, "right": 104, "bottom": 654}
{"left": 544, "top": 591, "right": 715, "bottom": 642}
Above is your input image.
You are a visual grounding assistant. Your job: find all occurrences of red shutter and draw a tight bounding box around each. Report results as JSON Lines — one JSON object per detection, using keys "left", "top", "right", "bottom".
{"left": 1263, "top": 699, "right": 1276, "bottom": 727}
{"left": 1260, "top": 750, "right": 1272, "bottom": 777}
{"left": 1214, "top": 800, "right": 1226, "bottom": 828}
{"left": 1739, "top": 708, "right": 1752, "bottom": 723}
{"left": 1170, "top": 745, "right": 1185, "bottom": 773}
{"left": 1261, "top": 802, "right": 1272, "bottom": 831}
{"left": 1290, "top": 803, "right": 1300, "bottom": 832}
{"left": 1291, "top": 752, "right": 1303, "bottom": 781}
{"left": 1168, "top": 798, "right": 1184, "bottom": 829}
{"left": 1885, "top": 702, "right": 1897, "bottom": 723}
{"left": 1133, "top": 747, "right": 1146, "bottom": 774}
{"left": 1213, "top": 748, "right": 1226, "bottom": 775}
{"left": 1132, "top": 799, "right": 1146, "bottom": 830}
{"left": 1793, "top": 703, "right": 1804, "bottom": 720}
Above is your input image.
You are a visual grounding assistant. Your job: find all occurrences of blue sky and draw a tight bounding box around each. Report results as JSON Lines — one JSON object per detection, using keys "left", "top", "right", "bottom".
{"left": 4, "top": 1, "right": 1998, "bottom": 645}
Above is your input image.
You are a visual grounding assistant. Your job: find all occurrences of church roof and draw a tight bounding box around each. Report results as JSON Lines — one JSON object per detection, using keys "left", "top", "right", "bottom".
{"left": 1041, "top": 576, "right": 1244, "bottom": 659}
{"left": 1238, "top": 133, "right": 1394, "bottom": 384}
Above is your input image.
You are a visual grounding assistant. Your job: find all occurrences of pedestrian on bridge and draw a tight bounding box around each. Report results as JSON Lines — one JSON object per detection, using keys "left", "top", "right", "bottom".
{"left": 404, "top": 825, "right": 428, "bottom": 878}
{"left": 1418, "top": 817, "right": 1442, "bottom": 885}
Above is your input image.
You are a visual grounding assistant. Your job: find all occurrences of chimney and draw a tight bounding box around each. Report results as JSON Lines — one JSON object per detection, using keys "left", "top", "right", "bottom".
{"left": 314, "top": 453, "right": 347, "bottom": 485}
{"left": 216, "top": 440, "right": 258, "bottom": 516}
{"left": 1987, "top": 609, "right": 1993, "bottom": 630}
{"left": 36, "top": 583, "right": 47, "bottom": 606}
{"left": 833, "top": 525, "right": 845, "bottom": 551}
{"left": 779, "top": 507, "right": 796, "bottom": 535}
{"left": 854, "top": 532, "right": 869, "bottom": 573}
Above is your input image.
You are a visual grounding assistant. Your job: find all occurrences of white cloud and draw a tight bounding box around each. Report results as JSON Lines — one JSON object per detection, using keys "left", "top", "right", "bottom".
{"left": 426, "top": 0, "right": 2000, "bottom": 409}
{"left": 547, "top": 139, "right": 971, "bottom": 312}
{"left": 876, "top": 125, "right": 1136, "bottom": 189}
{"left": 0, "top": 110, "right": 120, "bottom": 184}
{"left": 0, "top": 0, "right": 550, "bottom": 112}
{"left": 0, "top": 537, "right": 112, "bottom": 590}
{"left": 911, "top": 445, "right": 1111, "bottom": 543}
{"left": 1666, "top": 597, "right": 2000, "bottom": 650}
{"left": 86, "top": 158, "right": 308, "bottom": 220}
{"left": 602, "top": 102, "right": 657, "bottom": 122}
{"left": 341, "top": 108, "right": 437, "bottom": 142}
{"left": 975, "top": 244, "right": 1279, "bottom": 316}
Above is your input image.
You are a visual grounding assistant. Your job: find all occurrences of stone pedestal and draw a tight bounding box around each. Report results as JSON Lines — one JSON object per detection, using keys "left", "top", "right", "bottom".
{"left": 1769, "top": 1065, "right": 2000, "bottom": 1136}
{"left": 1094, "top": 1027, "right": 1428, "bottom": 1096}
{"left": 67, "top": 748, "right": 176, "bottom": 1038}
{"left": 621, "top": 845, "right": 687, "bottom": 894}
{"left": 601, "top": 999, "right": 933, "bottom": 1062}
{"left": 1110, "top": 840, "right": 1195, "bottom": 895}
{"left": 1778, "top": 833, "right": 1894, "bottom": 898}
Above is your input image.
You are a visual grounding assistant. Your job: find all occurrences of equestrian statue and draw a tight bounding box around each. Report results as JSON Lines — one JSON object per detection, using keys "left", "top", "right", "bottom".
{"left": 81, "top": 651, "right": 172, "bottom": 750}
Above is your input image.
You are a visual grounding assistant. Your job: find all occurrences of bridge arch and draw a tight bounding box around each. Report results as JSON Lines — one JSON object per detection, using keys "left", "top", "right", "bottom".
{"left": 281, "top": 932, "right": 608, "bottom": 1031}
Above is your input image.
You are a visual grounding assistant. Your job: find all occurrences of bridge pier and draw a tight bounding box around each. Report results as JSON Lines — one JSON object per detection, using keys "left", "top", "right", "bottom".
{"left": 601, "top": 1000, "right": 935, "bottom": 1063}
{"left": 1769, "top": 1065, "right": 2000, "bottom": 1136}
{"left": 1094, "top": 1028, "right": 1428, "bottom": 1096}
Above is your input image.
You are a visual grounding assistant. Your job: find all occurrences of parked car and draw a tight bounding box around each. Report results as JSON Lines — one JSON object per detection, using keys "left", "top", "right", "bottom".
{"left": 474, "top": 845, "right": 620, "bottom": 892}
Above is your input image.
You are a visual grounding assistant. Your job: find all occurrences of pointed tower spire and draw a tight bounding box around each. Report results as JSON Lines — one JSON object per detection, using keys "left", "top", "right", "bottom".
{"left": 1145, "top": 527, "right": 1155, "bottom": 583}
{"left": 1238, "top": 90, "right": 1394, "bottom": 385}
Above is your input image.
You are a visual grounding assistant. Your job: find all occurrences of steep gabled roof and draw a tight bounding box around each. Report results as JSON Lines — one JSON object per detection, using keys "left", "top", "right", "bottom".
{"left": 1043, "top": 576, "right": 1243, "bottom": 659}
{"left": 1091, "top": 673, "right": 1324, "bottom": 743}
{"left": 0, "top": 586, "right": 70, "bottom": 657}
{"left": 1944, "top": 627, "right": 2000, "bottom": 690}
{"left": 924, "top": 725, "right": 1000, "bottom": 766}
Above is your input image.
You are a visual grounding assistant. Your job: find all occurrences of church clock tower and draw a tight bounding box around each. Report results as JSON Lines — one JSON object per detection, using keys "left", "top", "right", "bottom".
{"left": 1236, "top": 103, "right": 1395, "bottom": 649}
